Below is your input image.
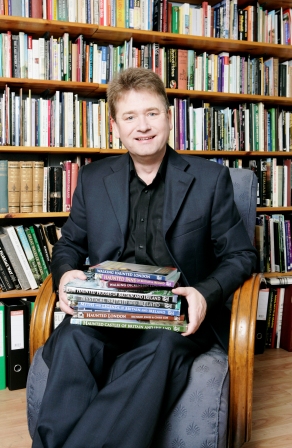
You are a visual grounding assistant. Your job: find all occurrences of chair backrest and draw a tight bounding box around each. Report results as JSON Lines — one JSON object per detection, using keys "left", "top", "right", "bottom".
{"left": 229, "top": 168, "right": 257, "bottom": 243}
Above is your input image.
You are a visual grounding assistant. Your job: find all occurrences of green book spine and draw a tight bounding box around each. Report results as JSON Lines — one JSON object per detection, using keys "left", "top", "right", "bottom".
{"left": 172, "top": 6, "right": 179, "bottom": 34}
{"left": 0, "top": 302, "right": 6, "bottom": 390}
{"left": 15, "top": 226, "right": 41, "bottom": 286}
{"left": 0, "top": 160, "right": 8, "bottom": 213}
{"left": 25, "top": 227, "right": 48, "bottom": 282}
{"left": 70, "top": 317, "right": 188, "bottom": 332}
{"left": 29, "top": 226, "right": 49, "bottom": 280}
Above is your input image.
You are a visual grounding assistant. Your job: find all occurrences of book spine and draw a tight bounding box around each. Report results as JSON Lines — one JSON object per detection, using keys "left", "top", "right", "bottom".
{"left": 15, "top": 226, "right": 41, "bottom": 285}
{"left": 0, "top": 160, "right": 8, "bottom": 213}
{"left": 75, "top": 301, "right": 181, "bottom": 316}
{"left": 70, "top": 317, "right": 187, "bottom": 332}
{"left": 0, "top": 255, "right": 14, "bottom": 290}
{"left": 68, "top": 287, "right": 176, "bottom": 302}
{"left": 0, "top": 233, "right": 30, "bottom": 290}
{"left": 95, "top": 273, "right": 177, "bottom": 287}
{"left": 76, "top": 311, "right": 183, "bottom": 321}
{"left": 25, "top": 227, "right": 47, "bottom": 282}
{"left": 67, "top": 293, "right": 179, "bottom": 309}
{"left": 91, "top": 267, "right": 174, "bottom": 281}
{"left": 28, "top": 226, "right": 49, "bottom": 281}
{"left": 0, "top": 240, "right": 21, "bottom": 289}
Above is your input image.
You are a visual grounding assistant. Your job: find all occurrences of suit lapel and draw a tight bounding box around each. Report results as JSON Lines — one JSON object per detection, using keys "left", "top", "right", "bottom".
{"left": 103, "top": 153, "right": 130, "bottom": 238}
{"left": 163, "top": 149, "right": 196, "bottom": 234}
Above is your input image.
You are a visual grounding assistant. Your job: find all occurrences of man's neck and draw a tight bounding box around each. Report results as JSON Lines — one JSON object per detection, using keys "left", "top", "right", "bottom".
{"left": 130, "top": 149, "right": 167, "bottom": 185}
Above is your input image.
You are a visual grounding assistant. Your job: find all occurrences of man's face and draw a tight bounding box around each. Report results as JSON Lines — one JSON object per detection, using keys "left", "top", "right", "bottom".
{"left": 112, "top": 90, "right": 173, "bottom": 161}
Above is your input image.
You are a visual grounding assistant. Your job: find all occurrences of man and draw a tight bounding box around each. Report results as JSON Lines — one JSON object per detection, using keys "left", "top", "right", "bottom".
{"left": 32, "top": 67, "right": 257, "bottom": 448}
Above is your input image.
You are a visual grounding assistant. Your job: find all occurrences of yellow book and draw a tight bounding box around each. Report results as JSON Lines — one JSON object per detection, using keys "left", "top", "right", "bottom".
{"left": 32, "top": 161, "right": 44, "bottom": 213}
{"left": 20, "top": 161, "right": 33, "bottom": 213}
{"left": 8, "top": 161, "right": 20, "bottom": 213}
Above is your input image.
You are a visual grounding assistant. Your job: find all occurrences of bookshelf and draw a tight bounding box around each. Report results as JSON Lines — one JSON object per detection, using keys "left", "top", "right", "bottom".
{"left": 1, "top": 0, "right": 292, "bottom": 298}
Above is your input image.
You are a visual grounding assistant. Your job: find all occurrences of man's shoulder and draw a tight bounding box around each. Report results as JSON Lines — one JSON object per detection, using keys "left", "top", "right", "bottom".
{"left": 81, "top": 153, "right": 129, "bottom": 175}
{"left": 175, "top": 152, "right": 227, "bottom": 174}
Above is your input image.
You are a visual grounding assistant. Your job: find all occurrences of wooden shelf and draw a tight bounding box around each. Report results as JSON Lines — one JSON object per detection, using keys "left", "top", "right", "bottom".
{"left": 0, "top": 212, "right": 69, "bottom": 219}
{"left": 0, "top": 288, "right": 39, "bottom": 298}
{"left": 256, "top": 206, "right": 292, "bottom": 212}
{"left": 264, "top": 272, "right": 292, "bottom": 278}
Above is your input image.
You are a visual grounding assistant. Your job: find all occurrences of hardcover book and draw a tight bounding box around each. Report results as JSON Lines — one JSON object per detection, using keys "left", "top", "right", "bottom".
{"left": 89, "top": 260, "right": 179, "bottom": 281}
{"left": 70, "top": 317, "right": 187, "bottom": 332}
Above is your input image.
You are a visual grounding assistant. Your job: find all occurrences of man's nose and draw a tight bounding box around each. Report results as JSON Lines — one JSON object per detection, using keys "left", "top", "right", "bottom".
{"left": 137, "top": 114, "right": 151, "bottom": 130}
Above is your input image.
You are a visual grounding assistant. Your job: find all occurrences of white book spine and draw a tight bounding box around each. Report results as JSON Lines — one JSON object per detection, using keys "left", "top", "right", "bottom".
{"left": 4, "top": 226, "right": 38, "bottom": 289}
{"left": 43, "top": 166, "right": 48, "bottom": 212}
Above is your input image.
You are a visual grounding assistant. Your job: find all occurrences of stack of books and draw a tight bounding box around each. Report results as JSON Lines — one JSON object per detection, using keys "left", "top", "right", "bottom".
{"left": 65, "top": 261, "right": 188, "bottom": 332}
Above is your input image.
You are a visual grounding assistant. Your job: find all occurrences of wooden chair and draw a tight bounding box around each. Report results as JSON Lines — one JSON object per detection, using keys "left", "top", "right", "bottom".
{"left": 27, "top": 168, "right": 262, "bottom": 448}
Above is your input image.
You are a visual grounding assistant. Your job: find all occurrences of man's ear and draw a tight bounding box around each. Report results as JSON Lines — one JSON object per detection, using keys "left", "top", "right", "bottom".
{"left": 111, "top": 117, "right": 120, "bottom": 139}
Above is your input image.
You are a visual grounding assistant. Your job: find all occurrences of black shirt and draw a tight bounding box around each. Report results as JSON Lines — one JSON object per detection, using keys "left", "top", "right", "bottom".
{"left": 121, "top": 153, "right": 174, "bottom": 269}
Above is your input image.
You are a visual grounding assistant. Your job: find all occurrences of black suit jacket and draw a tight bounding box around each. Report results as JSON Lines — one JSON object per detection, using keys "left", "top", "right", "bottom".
{"left": 51, "top": 148, "right": 257, "bottom": 350}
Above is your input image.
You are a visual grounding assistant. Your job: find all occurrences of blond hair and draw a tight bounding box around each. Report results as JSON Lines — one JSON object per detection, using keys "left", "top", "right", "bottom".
{"left": 107, "top": 68, "right": 170, "bottom": 120}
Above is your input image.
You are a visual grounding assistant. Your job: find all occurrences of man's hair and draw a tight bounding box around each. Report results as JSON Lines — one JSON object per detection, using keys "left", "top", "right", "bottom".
{"left": 107, "top": 67, "right": 170, "bottom": 120}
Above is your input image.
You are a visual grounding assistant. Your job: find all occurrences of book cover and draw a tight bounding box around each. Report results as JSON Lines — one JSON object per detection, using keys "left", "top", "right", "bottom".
{"left": 28, "top": 226, "right": 49, "bottom": 281}
{"left": 167, "top": 48, "right": 178, "bottom": 89}
{"left": 178, "top": 49, "right": 187, "bottom": 90}
{"left": 0, "top": 255, "right": 14, "bottom": 291}
{"left": 24, "top": 227, "right": 47, "bottom": 282}
{"left": 89, "top": 260, "right": 178, "bottom": 281}
{"left": 70, "top": 317, "right": 187, "bottom": 332}
{"left": 32, "top": 224, "right": 51, "bottom": 269}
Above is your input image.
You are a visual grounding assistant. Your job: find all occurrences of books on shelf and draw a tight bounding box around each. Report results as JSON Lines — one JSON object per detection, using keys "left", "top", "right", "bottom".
{"left": 66, "top": 264, "right": 187, "bottom": 332}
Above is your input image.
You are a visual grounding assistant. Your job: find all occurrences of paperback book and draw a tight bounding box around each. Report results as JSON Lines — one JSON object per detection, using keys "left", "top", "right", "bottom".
{"left": 89, "top": 260, "right": 179, "bottom": 281}
{"left": 70, "top": 317, "right": 188, "bottom": 332}
{"left": 67, "top": 293, "right": 180, "bottom": 309}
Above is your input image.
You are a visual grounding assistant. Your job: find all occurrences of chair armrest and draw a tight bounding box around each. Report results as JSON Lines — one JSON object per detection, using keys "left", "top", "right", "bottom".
{"left": 228, "top": 273, "right": 263, "bottom": 448}
{"left": 29, "top": 274, "right": 57, "bottom": 363}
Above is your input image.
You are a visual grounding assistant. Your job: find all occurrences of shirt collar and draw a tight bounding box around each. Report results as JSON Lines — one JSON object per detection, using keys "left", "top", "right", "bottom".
{"left": 129, "top": 150, "right": 169, "bottom": 183}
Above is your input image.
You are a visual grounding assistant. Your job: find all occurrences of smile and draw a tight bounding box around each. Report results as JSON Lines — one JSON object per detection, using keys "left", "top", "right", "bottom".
{"left": 136, "top": 136, "right": 155, "bottom": 141}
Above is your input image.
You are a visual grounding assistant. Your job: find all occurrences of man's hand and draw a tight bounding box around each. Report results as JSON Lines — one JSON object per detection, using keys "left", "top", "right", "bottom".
{"left": 58, "top": 270, "right": 87, "bottom": 315}
{"left": 172, "top": 286, "right": 207, "bottom": 337}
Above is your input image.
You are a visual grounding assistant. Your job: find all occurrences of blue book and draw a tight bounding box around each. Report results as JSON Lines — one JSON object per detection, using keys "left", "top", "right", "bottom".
{"left": 75, "top": 301, "right": 182, "bottom": 316}
{"left": 0, "top": 160, "right": 8, "bottom": 213}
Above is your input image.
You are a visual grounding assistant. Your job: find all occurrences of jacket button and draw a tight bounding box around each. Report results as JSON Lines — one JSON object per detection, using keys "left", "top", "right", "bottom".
{"left": 117, "top": 251, "right": 121, "bottom": 256}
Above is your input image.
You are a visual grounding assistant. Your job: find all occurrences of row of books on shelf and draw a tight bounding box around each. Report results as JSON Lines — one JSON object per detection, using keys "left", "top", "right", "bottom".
{"left": 0, "top": 222, "right": 60, "bottom": 292}
{"left": 2, "top": 1, "right": 292, "bottom": 45}
{"left": 171, "top": 102, "right": 292, "bottom": 152}
{"left": 255, "top": 214, "right": 292, "bottom": 275}
{"left": 255, "top": 282, "right": 292, "bottom": 354}
{"left": 2, "top": 84, "right": 292, "bottom": 152}
{"left": 0, "top": 297, "right": 35, "bottom": 390}
{"left": 3, "top": 26, "right": 292, "bottom": 98}
{"left": 0, "top": 87, "right": 110, "bottom": 148}
{"left": 0, "top": 158, "right": 84, "bottom": 214}
{"left": 250, "top": 158, "right": 292, "bottom": 208}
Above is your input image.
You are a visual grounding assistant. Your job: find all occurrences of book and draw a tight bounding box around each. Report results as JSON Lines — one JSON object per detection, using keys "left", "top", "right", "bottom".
{"left": 280, "top": 284, "right": 292, "bottom": 351}
{"left": 0, "top": 160, "right": 8, "bottom": 213}
{"left": 75, "top": 301, "right": 182, "bottom": 316}
{"left": 89, "top": 260, "right": 179, "bottom": 281}
{"left": 94, "top": 273, "right": 179, "bottom": 288}
{"left": 0, "top": 254, "right": 14, "bottom": 291}
{"left": 19, "top": 161, "right": 33, "bottom": 213}
{"left": 0, "top": 233, "right": 30, "bottom": 290}
{"left": 14, "top": 225, "right": 41, "bottom": 286}
{"left": 74, "top": 311, "right": 184, "bottom": 321}
{"left": 0, "top": 301, "right": 5, "bottom": 390}
{"left": 0, "top": 226, "right": 38, "bottom": 290}
{"left": 32, "top": 224, "right": 51, "bottom": 270}
{"left": 7, "top": 161, "right": 20, "bottom": 213}
{"left": 32, "top": 161, "right": 44, "bottom": 212}
{"left": 70, "top": 317, "right": 188, "bottom": 332}
{"left": 67, "top": 291, "right": 180, "bottom": 309}
{"left": 48, "top": 166, "right": 62, "bottom": 212}
{"left": 28, "top": 225, "right": 49, "bottom": 281}
{"left": 0, "top": 239, "right": 21, "bottom": 290}
{"left": 266, "top": 276, "right": 292, "bottom": 285}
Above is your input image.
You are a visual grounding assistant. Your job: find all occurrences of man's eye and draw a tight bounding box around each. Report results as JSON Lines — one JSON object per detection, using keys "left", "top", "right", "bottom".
{"left": 125, "top": 116, "right": 134, "bottom": 121}
{"left": 148, "top": 112, "right": 157, "bottom": 117}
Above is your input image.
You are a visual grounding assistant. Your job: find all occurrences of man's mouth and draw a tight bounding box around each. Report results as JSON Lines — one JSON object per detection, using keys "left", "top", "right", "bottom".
{"left": 136, "top": 136, "right": 155, "bottom": 141}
